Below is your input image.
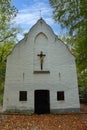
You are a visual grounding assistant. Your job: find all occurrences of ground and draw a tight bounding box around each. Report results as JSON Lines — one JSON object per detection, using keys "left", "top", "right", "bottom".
{"left": 0, "top": 104, "right": 87, "bottom": 130}
{"left": 80, "top": 104, "right": 87, "bottom": 113}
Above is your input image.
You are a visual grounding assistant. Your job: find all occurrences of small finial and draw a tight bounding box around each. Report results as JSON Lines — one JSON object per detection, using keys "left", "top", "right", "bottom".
{"left": 40, "top": 10, "right": 42, "bottom": 18}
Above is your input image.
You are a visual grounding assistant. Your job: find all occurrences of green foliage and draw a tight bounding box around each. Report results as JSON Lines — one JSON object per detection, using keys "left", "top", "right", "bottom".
{"left": 0, "top": 0, "right": 18, "bottom": 43}
{"left": 0, "top": 82, "right": 4, "bottom": 105}
{"left": 0, "top": 42, "right": 15, "bottom": 104}
{"left": 75, "top": 28, "right": 87, "bottom": 93}
{"left": 76, "top": 31, "right": 87, "bottom": 70}
{"left": 0, "top": 1, "right": 22, "bottom": 105}
{"left": 49, "top": 0, "right": 87, "bottom": 35}
{"left": 0, "top": 0, "right": 22, "bottom": 105}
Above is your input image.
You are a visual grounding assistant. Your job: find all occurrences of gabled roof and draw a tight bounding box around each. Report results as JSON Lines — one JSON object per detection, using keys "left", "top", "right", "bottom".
{"left": 8, "top": 18, "right": 74, "bottom": 57}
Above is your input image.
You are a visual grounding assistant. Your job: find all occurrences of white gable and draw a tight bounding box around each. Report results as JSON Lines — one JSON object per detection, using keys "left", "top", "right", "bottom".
{"left": 3, "top": 18, "right": 80, "bottom": 114}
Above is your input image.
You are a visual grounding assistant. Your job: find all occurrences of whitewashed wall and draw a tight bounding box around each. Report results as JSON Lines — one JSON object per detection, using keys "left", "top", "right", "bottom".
{"left": 3, "top": 19, "right": 80, "bottom": 113}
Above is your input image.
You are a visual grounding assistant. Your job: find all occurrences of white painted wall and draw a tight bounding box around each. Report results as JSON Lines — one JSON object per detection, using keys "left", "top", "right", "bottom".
{"left": 3, "top": 18, "right": 80, "bottom": 113}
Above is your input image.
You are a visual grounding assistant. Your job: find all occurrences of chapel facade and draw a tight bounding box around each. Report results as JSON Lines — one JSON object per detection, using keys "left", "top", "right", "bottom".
{"left": 3, "top": 18, "right": 80, "bottom": 114}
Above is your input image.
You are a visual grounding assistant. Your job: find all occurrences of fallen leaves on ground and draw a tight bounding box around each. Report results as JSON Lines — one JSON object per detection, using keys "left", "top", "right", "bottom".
{"left": 0, "top": 114, "right": 87, "bottom": 130}
{"left": 80, "top": 104, "right": 87, "bottom": 113}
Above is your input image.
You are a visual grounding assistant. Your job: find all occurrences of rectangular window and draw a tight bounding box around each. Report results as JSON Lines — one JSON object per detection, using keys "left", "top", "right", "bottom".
{"left": 19, "top": 91, "right": 27, "bottom": 101}
{"left": 57, "top": 91, "right": 64, "bottom": 101}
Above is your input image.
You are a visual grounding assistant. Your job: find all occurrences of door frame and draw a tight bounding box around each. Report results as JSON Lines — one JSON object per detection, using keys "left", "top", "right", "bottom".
{"left": 34, "top": 90, "right": 50, "bottom": 114}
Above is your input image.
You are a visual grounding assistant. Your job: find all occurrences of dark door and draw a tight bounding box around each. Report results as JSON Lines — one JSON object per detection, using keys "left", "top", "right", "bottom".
{"left": 34, "top": 90, "right": 50, "bottom": 114}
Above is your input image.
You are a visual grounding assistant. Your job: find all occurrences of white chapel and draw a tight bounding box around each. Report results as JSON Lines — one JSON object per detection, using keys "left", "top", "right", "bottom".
{"left": 3, "top": 18, "right": 80, "bottom": 114}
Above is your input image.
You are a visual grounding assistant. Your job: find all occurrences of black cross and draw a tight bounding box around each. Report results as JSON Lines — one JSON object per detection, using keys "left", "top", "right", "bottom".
{"left": 37, "top": 51, "right": 46, "bottom": 70}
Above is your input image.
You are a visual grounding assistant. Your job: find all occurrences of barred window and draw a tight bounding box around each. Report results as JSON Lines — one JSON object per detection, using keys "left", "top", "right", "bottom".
{"left": 19, "top": 91, "right": 27, "bottom": 101}
{"left": 57, "top": 91, "right": 64, "bottom": 101}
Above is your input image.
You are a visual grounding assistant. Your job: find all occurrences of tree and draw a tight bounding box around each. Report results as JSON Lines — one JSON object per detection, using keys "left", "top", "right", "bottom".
{"left": 0, "top": 42, "right": 15, "bottom": 104}
{"left": 0, "top": 0, "right": 18, "bottom": 104}
{"left": 49, "top": 0, "right": 87, "bottom": 63}
{"left": 49, "top": 0, "right": 87, "bottom": 58}
{"left": 49, "top": 0, "right": 87, "bottom": 34}
{"left": 0, "top": 0, "right": 18, "bottom": 43}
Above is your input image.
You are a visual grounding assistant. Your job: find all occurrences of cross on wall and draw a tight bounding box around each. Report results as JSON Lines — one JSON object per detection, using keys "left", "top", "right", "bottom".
{"left": 37, "top": 51, "right": 46, "bottom": 70}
